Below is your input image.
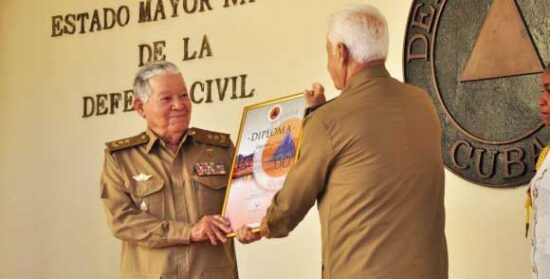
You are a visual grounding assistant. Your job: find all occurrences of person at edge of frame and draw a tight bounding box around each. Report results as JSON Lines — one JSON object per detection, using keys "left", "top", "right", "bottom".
{"left": 526, "top": 63, "right": 550, "bottom": 279}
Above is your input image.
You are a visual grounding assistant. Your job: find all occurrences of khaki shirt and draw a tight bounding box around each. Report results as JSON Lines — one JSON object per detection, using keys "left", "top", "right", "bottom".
{"left": 266, "top": 66, "right": 448, "bottom": 279}
{"left": 100, "top": 128, "right": 238, "bottom": 279}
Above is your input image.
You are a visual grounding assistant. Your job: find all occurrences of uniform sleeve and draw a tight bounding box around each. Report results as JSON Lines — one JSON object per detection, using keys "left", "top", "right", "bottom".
{"left": 266, "top": 115, "right": 334, "bottom": 237}
{"left": 100, "top": 151, "right": 192, "bottom": 248}
{"left": 228, "top": 140, "right": 236, "bottom": 163}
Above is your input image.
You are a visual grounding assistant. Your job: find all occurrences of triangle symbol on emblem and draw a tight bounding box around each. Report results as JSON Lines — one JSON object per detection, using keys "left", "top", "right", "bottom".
{"left": 460, "top": 0, "right": 543, "bottom": 82}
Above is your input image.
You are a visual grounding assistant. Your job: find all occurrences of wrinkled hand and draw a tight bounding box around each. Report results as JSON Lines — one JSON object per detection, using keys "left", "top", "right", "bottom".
{"left": 235, "top": 225, "right": 262, "bottom": 244}
{"left": 539, "top": 93, "right": 550, "bottom": 126}
{"left": 235, "top": 217, "right": 270, "bottom": 244}
{"left": 191, "top": 215, "right": 232, "bottom": 245}
{"left": 305, "top": 82, "right": 326, "bottom": 108}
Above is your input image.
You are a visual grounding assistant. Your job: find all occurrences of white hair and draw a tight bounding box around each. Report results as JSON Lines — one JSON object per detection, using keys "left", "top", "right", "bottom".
{"left": 328, "top": 4, "right": 389, "bottom": 64}
{"left": 133, "top": 61, "right": 181, "bottom": 103}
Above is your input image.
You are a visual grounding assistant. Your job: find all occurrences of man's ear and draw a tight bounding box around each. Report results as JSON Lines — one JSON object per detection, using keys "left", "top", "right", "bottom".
{"left": 337, "top": 43, "right": 350, "bottom": 66}
{"left": 134, "top": 98, "right": 146, "bottom": 118}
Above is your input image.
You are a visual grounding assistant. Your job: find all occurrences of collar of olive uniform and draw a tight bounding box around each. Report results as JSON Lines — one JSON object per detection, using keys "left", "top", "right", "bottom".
{"left": 145, "top": 127, "right": 230, "bottom": 153}
{"left": 341, "top": 64, "right": 390, "bottom": 97}
{"left": 145, "top": 128, "right": 189, "bottom": 154}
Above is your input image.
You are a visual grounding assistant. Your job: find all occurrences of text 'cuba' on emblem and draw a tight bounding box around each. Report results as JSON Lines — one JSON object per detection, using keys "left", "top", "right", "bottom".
{"left": 404, "top": 0, "right": 549, "bottom": 187}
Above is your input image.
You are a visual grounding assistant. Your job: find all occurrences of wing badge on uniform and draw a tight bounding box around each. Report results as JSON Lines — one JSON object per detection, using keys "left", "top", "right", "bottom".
{"left": 132, "top": 173, "right": 152, "bottom": 182}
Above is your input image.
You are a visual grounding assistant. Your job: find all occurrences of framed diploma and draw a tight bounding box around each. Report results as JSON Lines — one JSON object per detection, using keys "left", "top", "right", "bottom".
{"left": 222, "top": 93, "right": 306, "bottom": 235}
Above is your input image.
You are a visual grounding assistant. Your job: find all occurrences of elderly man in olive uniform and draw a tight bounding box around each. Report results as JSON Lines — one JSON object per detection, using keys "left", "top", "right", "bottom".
{"left": 100, "top": 61, "right": 238, "bottom": 279}
{"left": 237, "top": 4, "right": 448, "bottom": 279}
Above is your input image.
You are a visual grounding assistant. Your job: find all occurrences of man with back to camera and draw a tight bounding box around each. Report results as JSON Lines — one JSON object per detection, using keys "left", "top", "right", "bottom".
{"left": 100, "top": 61, "right": 238, "bottom": 278}
{"left": 236, "top": 4, "right": 448, "bottom": 279}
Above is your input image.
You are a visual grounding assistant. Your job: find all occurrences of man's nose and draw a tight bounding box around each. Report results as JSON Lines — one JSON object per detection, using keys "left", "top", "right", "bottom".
{"left": 172, "top": 98, "right": 184, "bottom": 110}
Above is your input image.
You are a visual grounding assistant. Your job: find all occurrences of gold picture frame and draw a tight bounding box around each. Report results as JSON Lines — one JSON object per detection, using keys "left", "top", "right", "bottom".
{"left": 222, "top": 93, "right": 306, "bottom": 236}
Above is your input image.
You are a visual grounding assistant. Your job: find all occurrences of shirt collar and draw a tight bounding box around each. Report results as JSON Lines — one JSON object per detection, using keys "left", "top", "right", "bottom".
{"left": 341, "top": 64, "right": 390, "bottom": 96}
{"left": 145, "top": 128, "right": 190, "bottom": 154}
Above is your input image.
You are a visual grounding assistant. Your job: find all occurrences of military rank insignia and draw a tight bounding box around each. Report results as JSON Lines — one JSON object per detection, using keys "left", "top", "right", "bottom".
{"left": 194, "top": 162, "right": 227, "bottom": 176}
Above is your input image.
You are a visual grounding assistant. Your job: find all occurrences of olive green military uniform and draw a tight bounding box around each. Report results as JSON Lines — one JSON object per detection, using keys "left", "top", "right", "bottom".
{"left": 266, "top": 65, "right": 448, "bottom": 279}
{"left": 100, "top": 128, "right": 238, "bottom": 279}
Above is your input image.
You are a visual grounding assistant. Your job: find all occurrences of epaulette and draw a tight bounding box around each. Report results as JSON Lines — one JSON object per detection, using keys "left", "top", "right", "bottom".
{"left": 536, "top": 146, "right": 550, "bottom": 170}
{"left": 189, "top": 127, "right": 230, "bottom": 148}
{"left": 105, "top": 132, "right": 149, "bottom": 153}
{"left": 305, "top": 98, "right": 335, "bottom": 116}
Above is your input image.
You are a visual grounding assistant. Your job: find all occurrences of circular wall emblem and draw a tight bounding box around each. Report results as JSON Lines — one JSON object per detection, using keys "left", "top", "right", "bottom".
{"left": 404, "top": 0, "right": 550, "bottom": 187}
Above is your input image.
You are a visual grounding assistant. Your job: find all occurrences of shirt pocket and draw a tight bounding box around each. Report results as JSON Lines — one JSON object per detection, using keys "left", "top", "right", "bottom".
{"left": 192, "top": 175, "right": 228, "bottom": 217}
{"left": 127, "top": 178, "right": 165, "bottom": 219}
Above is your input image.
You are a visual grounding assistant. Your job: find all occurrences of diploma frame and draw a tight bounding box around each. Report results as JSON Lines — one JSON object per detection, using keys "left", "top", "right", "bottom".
{"left": 222, "top": 93, "right": 306, "bottom": 237}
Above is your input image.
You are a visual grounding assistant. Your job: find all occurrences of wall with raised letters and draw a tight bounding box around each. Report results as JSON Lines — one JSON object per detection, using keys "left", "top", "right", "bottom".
{"left": 0, "top": 0, "right": 531, "bottom": 278}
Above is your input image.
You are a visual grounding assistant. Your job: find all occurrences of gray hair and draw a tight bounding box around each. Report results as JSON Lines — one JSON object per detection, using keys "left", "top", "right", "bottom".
{"left": 133, "top": 61, "right": 181, "bottom": 103}
{"left": 327, "top": 4, "right": 389, "bottom": 64}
